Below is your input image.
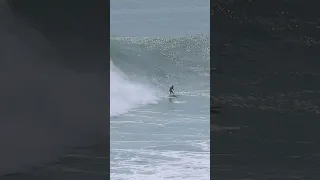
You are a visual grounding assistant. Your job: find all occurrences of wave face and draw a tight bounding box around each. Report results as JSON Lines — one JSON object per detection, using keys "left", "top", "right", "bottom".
{"left": 110, "top": 35, "right": 210, "bottom": 117}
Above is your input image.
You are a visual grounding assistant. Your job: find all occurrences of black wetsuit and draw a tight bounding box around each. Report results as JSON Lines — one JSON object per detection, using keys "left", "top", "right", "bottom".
{"left": 169, "top": 86, "right": 174, "bottom": 95}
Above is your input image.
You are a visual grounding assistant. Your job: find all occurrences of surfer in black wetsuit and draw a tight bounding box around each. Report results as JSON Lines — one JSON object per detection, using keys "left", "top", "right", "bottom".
{"left": 169, "top": 85, "right": 174, "bottom": 95}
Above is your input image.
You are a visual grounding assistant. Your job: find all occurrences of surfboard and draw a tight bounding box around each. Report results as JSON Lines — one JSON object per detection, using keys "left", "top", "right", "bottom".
{"left": 169, "top": 94, "right": 178, "bottom": 98}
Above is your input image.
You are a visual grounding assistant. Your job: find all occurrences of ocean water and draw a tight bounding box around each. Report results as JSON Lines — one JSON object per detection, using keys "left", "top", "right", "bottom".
{"left": 110, "top": 1, "right": 210, "bottom": 179}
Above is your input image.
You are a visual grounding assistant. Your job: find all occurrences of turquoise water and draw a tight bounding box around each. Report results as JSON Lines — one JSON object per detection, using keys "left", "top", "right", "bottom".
{"left": 110, "top": 1, "right": 210, "bottom": 179}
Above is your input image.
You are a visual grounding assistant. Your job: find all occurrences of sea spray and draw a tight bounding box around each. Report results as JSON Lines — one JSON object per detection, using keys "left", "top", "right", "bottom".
{"left": 110, "top": 60, "right": 160, "bottom": 117}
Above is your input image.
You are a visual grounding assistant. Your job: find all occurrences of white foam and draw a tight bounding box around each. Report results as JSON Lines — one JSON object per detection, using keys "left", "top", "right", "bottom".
{"left": 110, "top": 60, "right": 160, "bottom": 117}
{"left": 111, "top": 146, "right": 210, "bottom": 180}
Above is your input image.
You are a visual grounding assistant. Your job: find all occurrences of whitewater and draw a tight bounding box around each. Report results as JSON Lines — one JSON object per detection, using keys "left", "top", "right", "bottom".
{"left": 110, "top": 60, "right": 160, "bottom": 117}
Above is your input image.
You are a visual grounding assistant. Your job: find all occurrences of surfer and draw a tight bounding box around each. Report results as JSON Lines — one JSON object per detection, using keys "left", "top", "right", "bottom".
{"left": 169, "top": 85, "right": 174, "bottom": 95}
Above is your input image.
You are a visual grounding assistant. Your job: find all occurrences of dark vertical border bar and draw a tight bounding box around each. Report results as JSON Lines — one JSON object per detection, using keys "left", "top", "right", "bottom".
{"left": 210, "top": 0, "right": 218, "bottom": 179}
{"left": 211, "top": 0, "right": 320, "bottom": 179}
{"left": 107, "top": 0, "right": 111, "bottom": 177}
{"left": 108, "top": 0, "right": 111, "bottom": 177}
{"left": 2, "top": 0, "right": 110, "bottom": 178}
